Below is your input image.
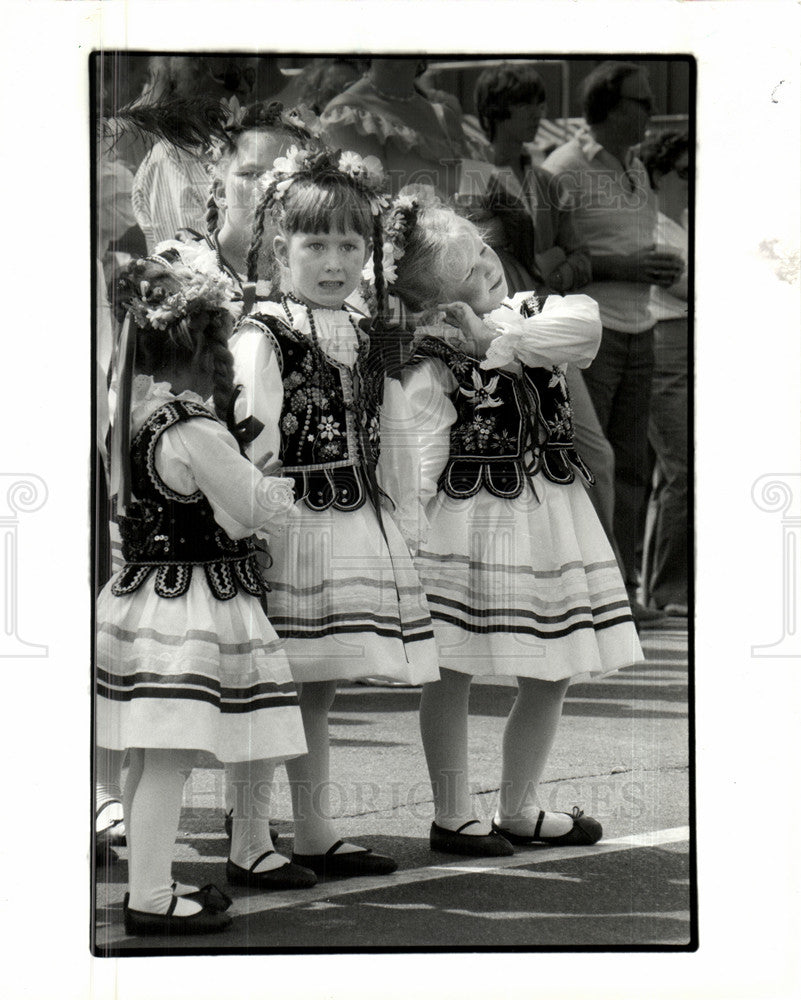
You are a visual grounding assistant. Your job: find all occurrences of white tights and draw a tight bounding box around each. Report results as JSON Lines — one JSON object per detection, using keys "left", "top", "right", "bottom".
{"left": 419, "top": 669, "right": 573, "bottom": 837}
{"left": 284, "top": 680, "right": 361, "bottom": 856}
{"left": 123, "top": 748, "right": 201, "bottom": 916}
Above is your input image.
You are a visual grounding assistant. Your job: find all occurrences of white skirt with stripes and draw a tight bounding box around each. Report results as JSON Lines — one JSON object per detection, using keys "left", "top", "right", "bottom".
{"left": 261, "top": 502, "right": 441, "bottom": 685}
{"left": 95, "top": 571, "right": 308, "bottom": 763}
{"left": 414, "top": 476, "right": 643, "bottom": 681}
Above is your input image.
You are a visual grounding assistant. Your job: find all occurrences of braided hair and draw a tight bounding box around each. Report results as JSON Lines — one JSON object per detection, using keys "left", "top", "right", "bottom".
{"left": 385, "top": 196, "right": 468, "bottom": 311}
{"left": 115, "top": 256, "right": 248, "bottom": 446}
{"left": 245, "top": 143, "right": 386, "bottom": 292}
{"left": 204, "top": 100, "right": 312, "bottom": 240}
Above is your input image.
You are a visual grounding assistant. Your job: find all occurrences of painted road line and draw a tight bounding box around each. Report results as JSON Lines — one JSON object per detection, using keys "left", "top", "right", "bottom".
{"left": 227, "top": 824, "right": 691, "bottom": 915}
{"left": 99, "top": 825, "right": 690, "bottom": 944}
{"left": 429, "top": 867, "right": 584, "bottom": 882}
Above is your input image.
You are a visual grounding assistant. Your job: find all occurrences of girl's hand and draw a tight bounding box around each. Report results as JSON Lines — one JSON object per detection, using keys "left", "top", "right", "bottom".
{"left": 437, "top": 301, "right": 496, "bottom": 355}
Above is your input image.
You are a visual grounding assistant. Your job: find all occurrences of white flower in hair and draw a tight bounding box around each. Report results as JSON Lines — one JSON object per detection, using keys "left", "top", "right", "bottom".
{"left": 222, "top": 95, "right": 247, "bottom": 130}
{"left": 361, "top": 240, "right": 399, "bottom": 285}
{"left": 287, "top": 103, "right": 324, "bottom": 137}
{"left": 339, "top": 150, "right": 386, "bottom": 191}
{"left": 270, "top": 144, "right": 308, "bottom": 177}
{"left": 339, "top": 150, "right": 365, "bottom": 176}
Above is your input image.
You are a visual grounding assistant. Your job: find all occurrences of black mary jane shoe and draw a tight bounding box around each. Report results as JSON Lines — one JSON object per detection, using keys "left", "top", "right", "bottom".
{"left": 123, "top": 894, "right": 232, "bottom": 937}
{"left": 492, "top": 807, "right": 602, "bottom": 847}
{"left": 430, "top": 819, "right": 515, "bottom": 857}
{"left": 96, "top": 801, "right": 127, "bottom": 847}
{"left": 226, "top": 850, "right": 317, "bottom": 890}
{"left": 173, "top": 882, "right": 233, "bottom": 912}
{"left": 224, "top": 810, "right": 280, "bottom": 845}
{"left": 291, "top": 839, "right": 398, "bottom": 878}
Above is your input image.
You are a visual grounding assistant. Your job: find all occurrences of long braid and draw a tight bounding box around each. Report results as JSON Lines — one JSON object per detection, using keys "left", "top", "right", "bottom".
{"left": 245, "top": 190, "right": 272, "bottom": 288}
{"left": 203, "top": 316, "right": 240, "bottom": 438}
{"left": 371, "top": 213, "right": 386, "bottom": 326}
{"left": 205, "top": 185, "right": 220, "bottom": 237}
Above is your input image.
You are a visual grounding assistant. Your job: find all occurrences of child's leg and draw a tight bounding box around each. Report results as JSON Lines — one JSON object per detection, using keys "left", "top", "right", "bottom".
{"left": 285, "top": 680, "right": 363, "bottom": 855}
{"left": 122, "top": 747, "right": 199, "bottom": 897}
{"left": 226, "top": 759, "right": 287, "bottom": 872}
{"left": 121, "top": 747, "right": 144, "bottom": 854}
{"left": 127, "top": 747, "right": 201, "bottom": 916}
{"left": 419, "top": 668, "right": 491, "bottom": 834}
{"left": 496, "top": 676, "right": 575, "bottom": 837}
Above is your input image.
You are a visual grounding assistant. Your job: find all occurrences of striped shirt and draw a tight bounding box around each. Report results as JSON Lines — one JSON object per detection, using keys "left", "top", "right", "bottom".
{"left": 131, "top": 142, "right": 210, "bottom": 253}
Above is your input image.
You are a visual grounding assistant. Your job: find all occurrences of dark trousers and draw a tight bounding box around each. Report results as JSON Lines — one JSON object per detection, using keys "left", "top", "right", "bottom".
{"left": 642, "top": 318, "right": 688, "bottom": 608}
{"left": 581, "top": 326, "right": 655, "bottom": 589}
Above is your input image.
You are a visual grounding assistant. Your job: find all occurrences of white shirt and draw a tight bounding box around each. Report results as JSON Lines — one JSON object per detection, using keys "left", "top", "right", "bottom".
{"left": 651, "top": 212, "right": 688, "bottom": 323}
{"left": 543, "top": 129, "right": 658, "bottom": 333}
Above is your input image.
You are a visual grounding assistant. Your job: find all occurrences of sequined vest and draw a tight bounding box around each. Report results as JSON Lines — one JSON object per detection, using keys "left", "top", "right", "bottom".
{"left": 111, "top": 400, "right": 267, "bottom": 601}
{"left": 515, "top": 367, "right": 590, "bottom": 485}
{"left": 410, "top": 336, "right": 541, "bottom": 499}
{"left": 410, "top": 335, "right": 593, "bottom": 500}
{"left": 516, "top": 294, "right": 594, "bottom": 486}
{"left": 246, "top": 311, "right": 384, "bottom": 513}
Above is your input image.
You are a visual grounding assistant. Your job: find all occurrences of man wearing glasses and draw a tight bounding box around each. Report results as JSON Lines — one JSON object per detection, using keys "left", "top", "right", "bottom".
{"left": 543, "top": 61, "right": 684, "bottom": 624}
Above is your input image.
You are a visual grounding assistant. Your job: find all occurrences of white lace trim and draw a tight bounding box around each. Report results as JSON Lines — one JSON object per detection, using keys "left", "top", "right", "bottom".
{"left": 320, "top": 104, "right": 459, "bottom": 161}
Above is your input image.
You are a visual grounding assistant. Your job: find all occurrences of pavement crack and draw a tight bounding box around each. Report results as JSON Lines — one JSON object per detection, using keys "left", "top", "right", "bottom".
{"left": 335, "top": 766, "right": 689, "bottom": 820}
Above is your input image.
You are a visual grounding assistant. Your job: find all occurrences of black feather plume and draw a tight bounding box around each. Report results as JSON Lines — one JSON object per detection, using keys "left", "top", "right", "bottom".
{"left": 101, "top": 96, "right": 229, "bottom": 154}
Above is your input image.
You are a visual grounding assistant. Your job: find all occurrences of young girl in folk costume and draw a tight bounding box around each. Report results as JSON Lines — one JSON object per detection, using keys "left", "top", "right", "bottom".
{"left": 230, "top": 143, "right": 440, "bottom": 878}
{"left": 144, "top": 100, "right": 317, "bottom": 858}
{"left": 96, "top": 99, "right": 313, "bottom": 859}
{"left": 96, "top": 255, "right": 310, "bottom": 936}
{"left": 385, "top": 198, "right": 643, "bottom": 856}
{"left": 158, "top": 99, "right": 314, "bottom": 310}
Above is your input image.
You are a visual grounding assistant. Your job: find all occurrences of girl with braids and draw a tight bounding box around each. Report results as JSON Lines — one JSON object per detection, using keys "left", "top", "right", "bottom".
{"left": 229, "top": 143, "right": 439, "bottom": 879}
{"left": 157, "top": 99, "right": 313, "bottom": 310}
{"left": 96, "top": 254, "right": 310, "bottom": 936}
{"left": 383, "top": 197, "right": 643, "bottom": 857}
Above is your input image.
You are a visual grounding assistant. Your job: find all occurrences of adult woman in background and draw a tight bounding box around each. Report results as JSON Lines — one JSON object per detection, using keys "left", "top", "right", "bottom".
{"left": 320, "top": 57, "right": 464, "bottom": 199}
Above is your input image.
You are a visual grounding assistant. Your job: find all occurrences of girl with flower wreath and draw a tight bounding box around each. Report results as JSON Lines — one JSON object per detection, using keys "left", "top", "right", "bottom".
{"left": 96, "top": 254, "right": 310, "bottom": 937}
{"left": 383, "top": 197, "right": 643, "bottom": 857}
{"left": 122, "top": 100, "right": 319, "bottom": 869}
{"left": 155, "top": 98, "right": 314, "bottom": 310}
{"left": 228, "top": 142, "right": 440, "bottom": 879}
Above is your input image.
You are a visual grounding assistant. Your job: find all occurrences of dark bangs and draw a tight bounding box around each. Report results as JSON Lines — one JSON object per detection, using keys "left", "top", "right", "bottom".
{"left": 279, "top": 176, "right": 373, "bottom": 240}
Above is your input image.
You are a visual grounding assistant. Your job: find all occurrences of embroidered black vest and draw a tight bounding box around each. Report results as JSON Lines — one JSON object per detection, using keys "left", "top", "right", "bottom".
{"left": 516, "top": 294, "right": 594, "bottom": 486}
{"left": 521, "top": 365, "right": 593, "bottom": 486}
{"left": 245, "top": 311, "right": 384, "bottom": 513}
{"left": 410, "top": 336, "right": 543, "bottom": 500}
{"left": 111, "top": 400, "right": 267, "bottom": 601}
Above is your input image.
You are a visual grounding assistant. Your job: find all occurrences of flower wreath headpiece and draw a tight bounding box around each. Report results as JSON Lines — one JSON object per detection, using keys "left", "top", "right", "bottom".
{"left": 258, "top": 141, "right": 391, "bottom": 218}
{"left": 117, "top": 257, "right": 238, "bottom": 332}
{"left": 381, "top": 194, "right": 421, "bottom": 285}
{"left": 205, "top": 97, "right": 318, "bottom": 167}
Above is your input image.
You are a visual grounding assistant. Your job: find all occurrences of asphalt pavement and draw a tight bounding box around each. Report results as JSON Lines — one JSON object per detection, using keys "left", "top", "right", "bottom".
{"left": 93, "top": 621, "right": 692, "bottom": 954}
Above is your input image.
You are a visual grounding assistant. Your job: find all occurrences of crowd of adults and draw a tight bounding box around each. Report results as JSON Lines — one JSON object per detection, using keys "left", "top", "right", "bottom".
{"left": 99, "top": 54, "right": 690, "bottom": 623}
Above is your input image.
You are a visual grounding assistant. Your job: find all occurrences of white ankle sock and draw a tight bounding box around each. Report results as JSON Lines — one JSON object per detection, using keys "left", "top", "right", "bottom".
{"left": 496, "top": 809, "right": 573, "bottom": 838}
